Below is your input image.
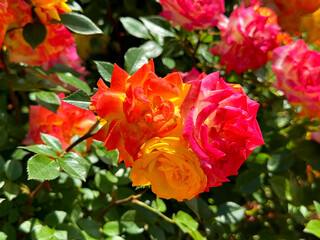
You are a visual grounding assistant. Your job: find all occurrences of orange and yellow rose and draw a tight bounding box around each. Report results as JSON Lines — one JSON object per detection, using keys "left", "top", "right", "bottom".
{"left": 130, "top": 136, "right": 207, "bottom": 201}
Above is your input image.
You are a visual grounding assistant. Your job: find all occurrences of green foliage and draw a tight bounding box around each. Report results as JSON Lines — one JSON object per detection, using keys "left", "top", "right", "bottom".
{"left": 62, "top": 90, "right": 91, "bottom": 110}
{"left": 23, "top": 21, "right": 47, "bottom": 49}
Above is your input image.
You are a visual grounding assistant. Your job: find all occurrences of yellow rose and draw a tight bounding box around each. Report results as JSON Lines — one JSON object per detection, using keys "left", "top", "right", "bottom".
{"left": 130, "top": 137, "right": 207, "bottom": 201}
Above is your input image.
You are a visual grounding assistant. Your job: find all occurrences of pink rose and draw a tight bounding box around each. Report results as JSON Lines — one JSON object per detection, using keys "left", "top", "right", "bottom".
{"left": 176, "top": 67, "right": 207, "bottom": 83}
{"left": 159, "top": 0, "right": 225, "bottom": 30}
{"left": 272, "top": 39, "right": 320, "bottom": 118}
{"left": 210, "top": 2, "right": 280, "bottom": 74}
{"left": 182, "top": 72, "right": 264, "bottom": 189}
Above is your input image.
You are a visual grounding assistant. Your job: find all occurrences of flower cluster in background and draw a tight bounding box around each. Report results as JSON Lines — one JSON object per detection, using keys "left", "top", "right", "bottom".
{"left": 90, "top": 61, "right": 264, "bottom": 201}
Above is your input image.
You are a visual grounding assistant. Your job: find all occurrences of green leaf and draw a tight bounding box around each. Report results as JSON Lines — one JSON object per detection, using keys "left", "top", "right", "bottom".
{"left": 71, "top": 135, "right": 87, "bottom": 155}
{"left": 11, "top": 149, "right": 29, "bottom": 160}
{"left": 120, "top": 17, "right": 150, "bottom": 39}
{"left": 44, "top": 211, "right": 67, "bottom": 227}
{"left": 139, "top": 16, "right": 175, "bottom": 45}
{"left": 162, "top": 57, "right": 175, "bottom": 69}
{"left": 314, "top": 201, "right": 320, "bottom": 218}
{"left": 27, "top": 154, "right": 60, "bottom": 180}
{"left": 3, "top": 182, "right": 20, "bottom": 201}
{"left": 94, "top": 61, "right": 114, "bottom": 83}
{"left": 184, "top": 198, "right": 200, "bottom": 219}
{"left": 4, "top": 160, "right": 22, "bottom": 181}
{"left": 120, "top": 210, "right": 144, "bottom": 235}
{"left": 60, "top": 12, "right": 103, "bottom": 35}
{"left": 34, "top": 91, "right": 61, "bottom": 113}
{"left": 173, "top": 211, "right": 204, "bottom": 240}
{"left": 20, "top": 145, "right": 57, "bottom": 158}
{"left": 47, "top": 64, "right": 82, "bottom": 77}
{"left": 62, "top": 90, "right": 91, "bottom": 110}
{"left": 234, "top": 170, "right": 264, "bottom": 194}
{"left": 57, "top": 73, "right": 91, "bottom": 94}
{"left": 77, "top": 218, "right": 102, "bottom": 239}
{"left": 269, "top": 176, "right": 292, "bottom": 201}
{"left": 304, "top": 220, "right": 320, "bottom": 238}
{"left": 40, "top": 133, "right": 63, "bottom": 153}
{"left": 0, "top": 232, "right": 7, "bottom": 240}
{"left": 0, "top": 155, "right": 5, "bottom": 174}
{"left": 102, "top": 221, "right": 120, "bottom": 237}
{"left": 140, "top": 41, "right": 163, "bottom": 58}
{"left": 96, "top": 147, "right": 119, "bottom": 167}
{"left": 23, "top": 22, "right": 47, "bottom": 49}
{"left": 33, "top": 225, "right": 55, "bottom": 240}
{"left": 267, "top": 151, "right": 295, "bottom": 172}
{"left": 152, "top": 198, "right": 167, "bottom": 213}
{"left": 58, "top": 152, "right": 88, "bottom": 181}
{"left": 215, "top": 202, "right": 246, "bottom": 224}
{"left": 124, "top": 48, "right": 148, "bottom": 75}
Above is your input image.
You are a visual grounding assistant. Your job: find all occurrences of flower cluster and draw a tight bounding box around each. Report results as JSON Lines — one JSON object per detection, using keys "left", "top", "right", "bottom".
{"left": 159, "top": 0, "right": 225, "bottom": 30}
{"left": 210, "top": 1, "right": 280, "bottom": 74}
{"left": 91, "top": 61, "right": 264, "bottom": 200}
{"left": 24, "top": 94, "right": 96, "bottom": 151}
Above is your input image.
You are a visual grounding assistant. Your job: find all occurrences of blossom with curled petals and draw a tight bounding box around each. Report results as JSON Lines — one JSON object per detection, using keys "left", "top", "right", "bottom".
{"left": 181, "top": 72, "right": 264, "bottom": 189}
{"left": 91, "top": 60, "right": 191, "bottom": 167}
{"left": 210, "top": 2, "right": 280, "bottom": 74}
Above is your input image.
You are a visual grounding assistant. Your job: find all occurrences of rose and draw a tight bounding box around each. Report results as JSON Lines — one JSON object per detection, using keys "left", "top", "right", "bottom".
{"left": 31, "top": 0, "right": 71, "bottom": 22}
{"left": 159, "top": 0, "right": 225, "bottom": 30}
{"left": 272, "top": 39, "right": 320, "bottom": 118}
{"left": 91, "top": 60, "right": 191, "bottom": 167}
{"left": 130, "top": 136, "right": 207, "bottom": 201}
{"left": 210, "top": 2, "right": 280, "bottom": 74}
{"left": 23, "top": 93, "right": 96, "bottom": 151}
{"left": 176, "top": 67, "right": 207, "bottom": 83}
{"left": 181, "top": 72, "right": 264, "bottom": 189}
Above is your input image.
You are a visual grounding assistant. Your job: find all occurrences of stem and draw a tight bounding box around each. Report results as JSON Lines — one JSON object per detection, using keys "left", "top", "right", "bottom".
{"left": 24, "top": 181, "right": 48, "bottom": 220}
{"left": 64, "top": 120, "right": 101, "bottom": 153}
{"left": 132, "top": 199, "right": 176, "bottom": 224}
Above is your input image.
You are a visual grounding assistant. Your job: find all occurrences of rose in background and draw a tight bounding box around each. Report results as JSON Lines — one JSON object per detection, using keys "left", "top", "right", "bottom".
{"left": 181, "top": 72, "right": 264, "bottom": 189}
{"left": 23, "top": 93, "right": 96, "bottom": 151}
{"left": 210, "top": 1, "right": 280, "bottom": 74}
{"left": 31, "top": 0, "right": 71, "bottom": 23}
{"left": 159, "top": 0, "right": 225, "bottom": 30}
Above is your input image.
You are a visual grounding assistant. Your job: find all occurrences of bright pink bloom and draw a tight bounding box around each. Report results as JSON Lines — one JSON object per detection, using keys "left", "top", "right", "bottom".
{"left": 181, "top": 72, "right": 264, "bottom": 189}
{"left": 23, "top": 94, "right": 96, "bottom": 151}
{"left": 272, "top": 39, "right": 320, "bottom": 118}
{"left": 159, "top": 0, "right": 225, "bottom": 30}
{"left": 210, "top": 2, "right": 280, "bottom": 74}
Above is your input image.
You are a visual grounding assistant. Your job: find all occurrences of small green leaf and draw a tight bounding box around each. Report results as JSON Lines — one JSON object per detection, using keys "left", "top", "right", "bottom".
{"left": 58, "top": 152, "right": 88, "bottom": 181}
{"left": 102, "top": 221, "right": 120, "bottom": 236}
{"left": 33, "top": 225, "right": 55, "bottom": 240}
{"left": 94, "top": 61, "right": 114, "bottom": 83}
{"left": 20, "top": 145, "right": 57, "bottom": 158}
{"left": 304, "top": 220, "right": 320, "bottom": 238}
{"left": 96, "top": 148, "right": 119, "bottom": 167}
{"left": 62, "top": 90, "right": 91, "bottom": 110}
{"left": 234, "top": 170, "right": 264, "bottom": 194}
{"left": 60, "top": 12, "right": 103, "bottom": 35}
{"left": 23, "top": 22, "right": 47, "bottom": 49}
{"left": 0, "top": 156, "right": 5, "bottom": 174}
{"left": 120, "top": 210, "right": 144, "bottom": 235}
{"left": 77, "top": 218, "right": 102, "bottom": 239}
{"left": 269, "top": 176, "right": 292, "bottom": 201}
{"left": 71, "top": 135, "right": 87, "bottom": 155}
{"left": 11, "top": 149, "right": 29, "bottom": 161}
{"left": 34, "top": 91, "right": 61, "bottom": 113}
{"left": 5, "top": 160, "right": 22, "bottom": 181}
{"left": 44, "top": 211, "right": 67, "bottom": 227}
{"left": 314, "top": 201, "right": 320, "bottom": 218}
{"left": 120, "top": 17, "right": 150, "bottom": 39}
{"left": 40, "top": 133, "right": 63, "bottom": 153}
{"left": 184, "top": 198, "right": 200, "bottom": 219}
{"left": 267, "top": 152, "right": 295, "bottom": 173}
{"left": 47, "top": 64, "right": 82, "bottom": 77}
{"left": 3, "top": 182, "right": 20, "bottom": 201}
{"left": 152, "top": 198, "right": 167, "bottom": 213}
{"left": 140, "top": 41, "right": 163, "bottom": 58}
{"left": 124, "top": 48, "right": 148, "bottom": 75}
{"left": 215, "top": 202, "right": 246, "bottom": 224}
{"left": 173, "top": 211, "right": 198, "bottom": 233}
{"left": 27, "top": 154, "right": 60, "bottom": 180}
{"left": 57, "top": 73, "right": 91, "bottom": 94}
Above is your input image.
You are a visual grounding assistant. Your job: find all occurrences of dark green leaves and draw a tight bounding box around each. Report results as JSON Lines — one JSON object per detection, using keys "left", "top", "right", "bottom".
{"left": 27, "top": 154, "right": 60, "bottom": 180}
{"left": 57, "top": 152, "right": 88, "bottom": 181}
{"left": 120, "top": 17, "right": 150, "bottom": 39}
{"left": 23, "top": 22, "right": 47, "bottom": 49}
{"left": 35, "top": 91, "right": 61, "bottom": 113}
{"left": 94, "top": 61, "right": 114, "bottom": 83}
{"left": 57, "top": 73, "right": 91, "bottom": 94}
{"left": 62, "top": 90, "right": 91, "bottom": 110}
{"left": 124, "top": 48, "right": 148, "bottom": 75}
{"left": 59, "top": 12, "right": 103, "bottom": 35}
{"left": 215, "top": 202, "right": 245, "bottom": 224}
